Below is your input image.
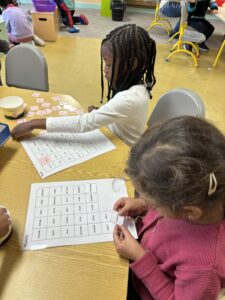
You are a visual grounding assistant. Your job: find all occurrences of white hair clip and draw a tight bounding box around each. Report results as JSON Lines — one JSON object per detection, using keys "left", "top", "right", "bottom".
{"left": 208, "top": 173, "right": 217, "bottom": 196}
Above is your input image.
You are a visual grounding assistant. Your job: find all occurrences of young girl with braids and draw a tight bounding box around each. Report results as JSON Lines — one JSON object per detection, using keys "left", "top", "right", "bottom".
{"left": 11, "top": 24, "right": 156, "bottom": 147}
{"left": 113, "top": 116, "right": 225, "bottom": 300}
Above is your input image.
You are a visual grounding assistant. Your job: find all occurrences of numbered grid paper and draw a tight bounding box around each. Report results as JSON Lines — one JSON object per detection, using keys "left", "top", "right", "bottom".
{"left": 23, "top": 179, "right": 137, "bottom": 250}
{"left": 21, "top": 130, "right": 116, "bottom": 178}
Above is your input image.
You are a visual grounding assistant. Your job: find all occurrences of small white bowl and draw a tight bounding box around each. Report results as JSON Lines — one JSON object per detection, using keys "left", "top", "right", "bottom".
{"left": 0, "top": 96, "right": 24, "bottom": 119}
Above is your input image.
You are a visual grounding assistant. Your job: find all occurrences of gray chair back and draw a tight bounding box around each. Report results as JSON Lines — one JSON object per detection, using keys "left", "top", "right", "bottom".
{"left": 5, "top": 44, "right": 49, "bottom": 91}
{"left": 148, "top": 88, "right": 205, "bottom": 127}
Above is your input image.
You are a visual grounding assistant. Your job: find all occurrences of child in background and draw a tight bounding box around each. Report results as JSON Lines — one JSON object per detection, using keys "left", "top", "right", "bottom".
{"left": 53, "top": 0, "right": 88, "bottom": 33}
{"left": 11, "top": 24, "right": 156, "bottom": 147}
{"left": 0, "top": 39, "right": 11, "bottom": 85}
{"left": 188, "top": 0, "right": 218, "bottom": 51}
{"left": 0, "top": 0, "right": 45, "bottom": 46}
{"left": 113, "top": 116, "right": 225, "bottom": 300}
{"left": 159, "top": 0, "right": 181, "bottom": 37}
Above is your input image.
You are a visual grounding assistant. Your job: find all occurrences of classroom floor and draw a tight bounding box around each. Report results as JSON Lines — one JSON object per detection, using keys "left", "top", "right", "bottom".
{"left": 34, "top": 7, "right": 225, "bottom": 135}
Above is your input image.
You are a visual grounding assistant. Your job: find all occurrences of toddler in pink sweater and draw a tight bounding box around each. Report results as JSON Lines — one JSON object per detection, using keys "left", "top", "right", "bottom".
{"left": 113, "top": 116, "right": 225, "bottom": 300}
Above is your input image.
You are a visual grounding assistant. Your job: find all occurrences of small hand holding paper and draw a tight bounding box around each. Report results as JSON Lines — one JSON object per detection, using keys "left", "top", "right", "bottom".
{"left": 113, "top": 197, "right": 148, "bottom": 218}
{"left": 113, "top": 224, "right": 145, "bottom": 261}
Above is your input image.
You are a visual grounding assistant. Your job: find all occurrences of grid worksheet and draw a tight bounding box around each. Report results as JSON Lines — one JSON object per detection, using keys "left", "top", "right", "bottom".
{"left": 22, "top": 130, "right": 116, "bottom": 178}
{"left": 23, "top": 179, "right": 137, "bottom": 250}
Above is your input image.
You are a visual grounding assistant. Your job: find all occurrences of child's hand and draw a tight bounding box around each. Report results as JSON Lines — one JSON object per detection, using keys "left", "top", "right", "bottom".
{"left": 113, "top": 225, "right": 145, "bottom": 261}
{"left": 113, "top": 197, "right": 149, "bottom": 217}
{"left": 11, "top": 119, "right": 46, "bottom": 140}
{"left": 0, "top": 207, "right": 11, "bottom": 238}
{"left": 11, "top": 122, "right": 33, "bottom": 140}
{"left": 88, "top": 105, "right": 99, "bottom": 112}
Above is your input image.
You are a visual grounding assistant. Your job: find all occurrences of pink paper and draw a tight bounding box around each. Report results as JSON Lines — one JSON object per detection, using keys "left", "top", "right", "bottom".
{"left": 42, "top": 102, "right": 50, "bottom": 108}
{"left": 38, "top": 156, "right": 52, "bottom": 166}
{"left": 44, "top": 108, "right": 52, "bottom": 114}
{"left": 16, "top": 118, "right": 27, "bottom": 124}
{"left": 32, "top": 93, "right": 40, "bottom": 97}
{"left": 30, "top": 106, "right": 39, "bottom": 111}
{"left": 36, "top": 110, "right": 46, "bottom": 116}
{"left": 74, "top": 109, "right": 84, "bottom": 115}
{"left": 36, "top": 98, "right": 44, "bottom": 103}
{"left": 52, "top": 96, "right": 61, "bottom": 101}
{"left": 27, "top": 111, "right": 35, "bottom": 117}
{"left": 58, "top": 111, "right": 68, "bottom": 116}
{"left": 52, "top": 105, "right": 61, "bottom": 111}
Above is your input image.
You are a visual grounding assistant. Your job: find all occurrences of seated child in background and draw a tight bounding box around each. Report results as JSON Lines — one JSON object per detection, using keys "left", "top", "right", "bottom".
{"left": 0, "top": 0, "right": 45, "bottom": 46}
{"left": 0, "top": 206, "right": 12, "bottom": 246}
{"left": 0, "top": 39, "right": 11, "bottom": 85}
{"left": 113, "top": 116, "right": 225, "bottom": 300}
{"left": 11, "top": 24, "right": 156, "bottom": 147}
{"left": 53, "top": 0, "right": 88, "bottom": 33}
{"left": 188, "top": 0, "right": 218, "bottom": 51}
{"left": 159, "top": 0, "right": 181, "bottom": 37}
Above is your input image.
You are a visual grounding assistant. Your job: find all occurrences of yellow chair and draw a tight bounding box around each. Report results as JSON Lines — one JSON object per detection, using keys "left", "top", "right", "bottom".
{"left": 147, "top": 0, "right": 172, "bottom": 35}
{"left": 166, "top": 0, "right": 205, "bottom": 67}
{"left": 213, "top": 39, "right": 225, "bottom": 67}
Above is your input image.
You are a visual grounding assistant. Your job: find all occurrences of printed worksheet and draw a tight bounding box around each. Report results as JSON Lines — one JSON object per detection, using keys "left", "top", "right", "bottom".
{"left": 22, "top": 130, "right": 116, "bottom": 178}
{"left": 23, "top": 179, "right": 137, "bottom": 250}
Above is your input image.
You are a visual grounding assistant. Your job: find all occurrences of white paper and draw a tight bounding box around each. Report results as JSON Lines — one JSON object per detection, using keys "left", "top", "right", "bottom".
{"left": 21, "top": 130, "right": 116, "bottom": 178}
{"left": 22, "top": 179, "right": 137, "bottom": 250}
{"left": 110, "top": 210, "right": 124, "bottom": 225}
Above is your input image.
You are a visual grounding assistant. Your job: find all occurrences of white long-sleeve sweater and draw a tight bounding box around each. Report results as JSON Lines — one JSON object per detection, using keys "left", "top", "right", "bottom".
{"left": 47, "top": 85, "right": 150, "bottom": 146}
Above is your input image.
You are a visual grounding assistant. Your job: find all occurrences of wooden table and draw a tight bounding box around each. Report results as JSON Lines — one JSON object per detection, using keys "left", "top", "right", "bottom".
{"left": 0, "top": 87, "right": 132, "bottom": 300}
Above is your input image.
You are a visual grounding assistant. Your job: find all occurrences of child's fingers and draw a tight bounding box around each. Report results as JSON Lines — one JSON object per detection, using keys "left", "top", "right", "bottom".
{"left": 113, "top": 224, "right": 121, "bottom": 243}
{"left": 0, "top": 208, "right": 7, "bottom": 215}
{"left": 120, "top": 225, "right": 132, "bottom": 238}
{"left": 113, "top": 198, "right": 125, "bottom": 211}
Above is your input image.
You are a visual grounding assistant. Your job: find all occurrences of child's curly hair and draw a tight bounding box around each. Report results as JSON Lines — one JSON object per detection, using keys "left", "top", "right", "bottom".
{"left": 126, "top": 116, "right": 225, "bottom": 211}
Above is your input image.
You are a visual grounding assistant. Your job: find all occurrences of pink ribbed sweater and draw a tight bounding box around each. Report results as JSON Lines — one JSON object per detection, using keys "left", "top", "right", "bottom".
{"left": 130, "top": 209, "right": 225, "bottom": 300}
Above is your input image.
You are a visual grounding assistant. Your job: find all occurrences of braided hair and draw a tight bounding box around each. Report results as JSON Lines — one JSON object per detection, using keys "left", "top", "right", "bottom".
{"left": 100, "top": 24, "right": 156, "bottom": 103}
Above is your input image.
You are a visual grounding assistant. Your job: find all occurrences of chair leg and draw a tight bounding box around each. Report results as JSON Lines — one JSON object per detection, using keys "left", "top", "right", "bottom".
{"left": 147, "top": 4, "right": 172, "bottom": 34}
{"left": 147, "top": 20, "right": 171, "bottom": 34}
{"left": 213, "top": 40, "right": 225, "bottom": 67}
{"left": 166, "top": 49, "right": 198, "bottom": 67}
{"left": 167, "top": 21, "right": 199, "bottom": 67}
{"left": 169, "top": 32, "right": 179, "bottom": 42}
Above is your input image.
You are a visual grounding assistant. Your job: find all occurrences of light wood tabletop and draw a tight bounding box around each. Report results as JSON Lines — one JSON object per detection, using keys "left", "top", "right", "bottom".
{"left": 0, "top": 87, "right": 132, "bottom": 300}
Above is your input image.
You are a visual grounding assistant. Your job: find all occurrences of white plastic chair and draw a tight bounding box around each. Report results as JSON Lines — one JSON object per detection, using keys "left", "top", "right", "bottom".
{"left": 5, "top": 44, "right": 49, "bottom": 91}
{"left": 148, "top": 88, "right": 205, "bottom": 127}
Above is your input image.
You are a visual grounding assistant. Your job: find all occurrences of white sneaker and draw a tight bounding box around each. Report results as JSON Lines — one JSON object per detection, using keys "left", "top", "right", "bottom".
{"left": 33, "top": 35, "right": 45, "bottom": 47}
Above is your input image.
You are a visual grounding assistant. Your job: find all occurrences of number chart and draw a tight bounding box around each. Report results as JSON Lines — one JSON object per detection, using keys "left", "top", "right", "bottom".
{"left": 23, "top": 179, "right": 137, "bottom": 250}
{"left": 22, "top": 130, "right": 116, "bottom": 178}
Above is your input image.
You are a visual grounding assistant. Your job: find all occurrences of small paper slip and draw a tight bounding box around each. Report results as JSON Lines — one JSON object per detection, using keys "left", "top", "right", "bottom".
{"left": 22, "top": 178, "right": 138, "bottom": 250}
{"left": 21, "top": 129, "right": 116, "bottom": 178}
{"left": 111, "top": 210, "right": 124, "bottom": 225}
